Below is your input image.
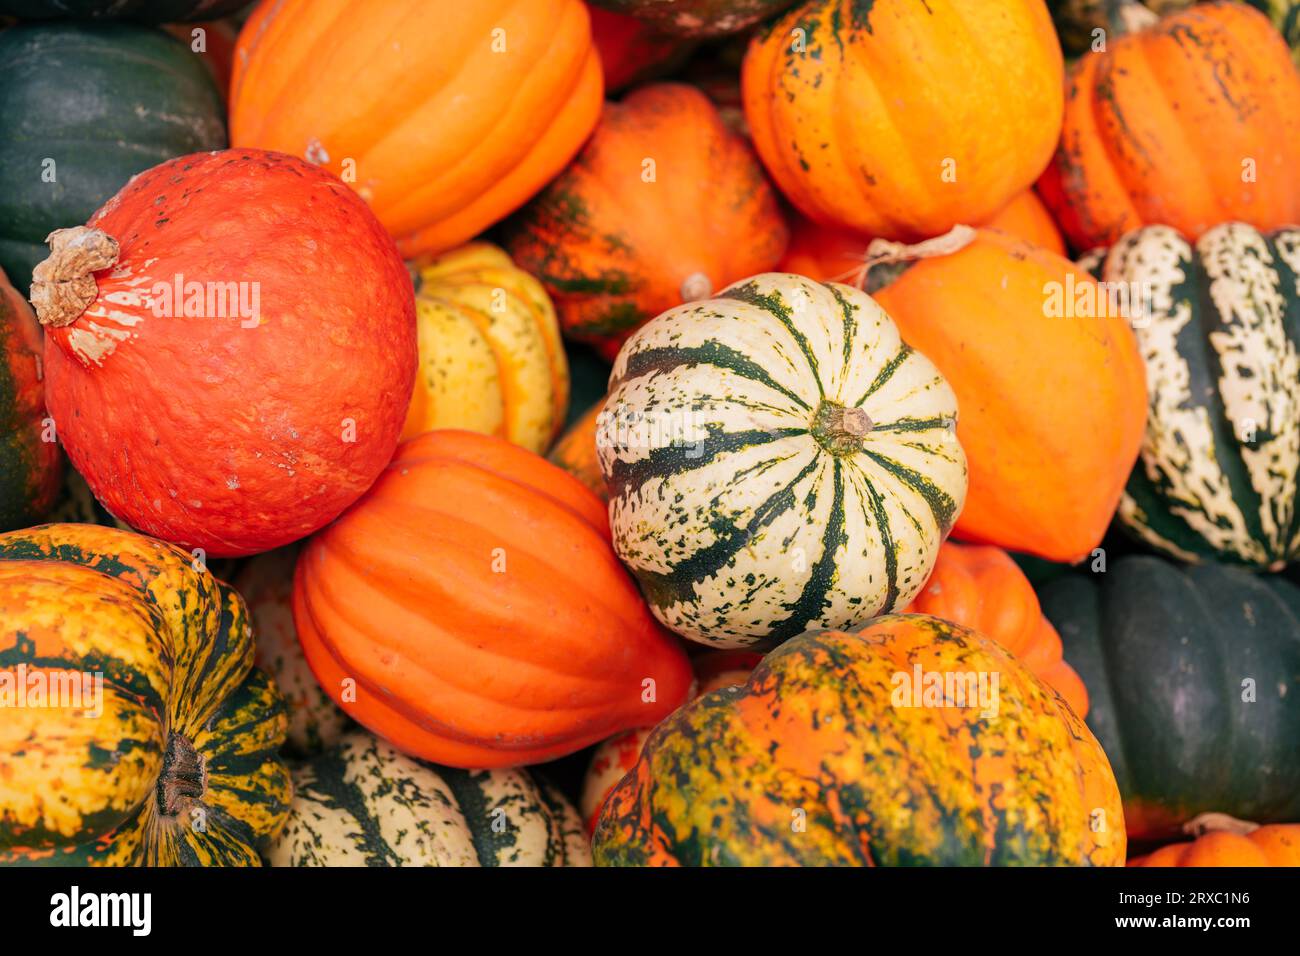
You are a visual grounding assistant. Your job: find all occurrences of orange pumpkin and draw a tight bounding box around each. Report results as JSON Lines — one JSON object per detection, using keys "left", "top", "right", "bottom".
{"left": 1129, "top": 818, "right": 1300, "bottom": 867}
{"left": 743, "top": 0, "right": 1063, "bottom": 241}
{"left": 867, "top": 228, "right": 1147, "bottom": 562}
{"left": 503, "top": 83, "right": 788, "bottom": 360}
{"left": 548, "top": 398, "right": 606, "bottom": 501}
{"left": 292, "top": 429, "right": 693, "bottom": 769}
{"left": 904, "top": 542, "right": 1088, "bottom": 717}
{"left": 230, "top": 0, "right": 602, "bottom": 258}
{"left": 1039, "top": 1, "right": 1300, "bottom": 250}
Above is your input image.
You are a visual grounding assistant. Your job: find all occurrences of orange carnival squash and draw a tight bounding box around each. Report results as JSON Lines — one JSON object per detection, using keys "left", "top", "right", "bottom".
{"left": 865, "top": 227, "right": 1147, "bottom": 562}
{"left": 1039, "top": 1, "right": 1300, "bottom": 250}
{"left": 1129, "top": 817, "right": 1300, "bottom": 867}
{"left": 778, "top": 190, "right": 1065, "bottom": 282}
{"left": 230, "top": 0, "right": 603, "bottom": 258}
{"left": 548, "top": 397, "right": 606, "bottom": 501}
{"left": 904, "top": 541, "right": 1088, "bottom": 717}
{"left": 503, "top": 83, "right": 788, "bottom": 360}
{"left": 293, "top": 429, "right": 693, "bottom": 769}
{"left": 743, "top": 0, "right": 1063, "bottom": 241}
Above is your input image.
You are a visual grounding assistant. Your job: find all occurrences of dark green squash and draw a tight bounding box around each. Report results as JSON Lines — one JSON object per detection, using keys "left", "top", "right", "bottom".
{"left": 587, "top": 0, "right": 799, "bottom": 37}
{"left": 0, "top": 23, "right": 226, "bottom": 292}
{"left": 0, "top": 0, "right": 247, "bottom": 21}
{"left": 1042, "top": 556, "right": 1300, "bottom": 840}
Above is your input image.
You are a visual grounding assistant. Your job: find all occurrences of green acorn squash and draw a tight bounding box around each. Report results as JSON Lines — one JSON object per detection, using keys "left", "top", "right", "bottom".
{"left": 0, "top": 23, "right": 226, "bottom": 292}
{"left": 269, "top": 732, "right": 591, "bottom": 867}
{"left": 0, "top": 523, "right": 292, "bottom": 866}
{"left": 0, "top": 0, "right": 247, "bottom": 21}
{"left": 1041, "top": 556, "right": 1300, "bottom": 840}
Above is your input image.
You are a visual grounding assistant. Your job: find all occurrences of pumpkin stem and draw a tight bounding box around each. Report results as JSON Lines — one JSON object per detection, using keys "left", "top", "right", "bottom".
{"left": 852, "top": 224, "right": 978, "bottom": 293}
{"left": 679, "top": 272, "right": 713, "bottom": 302}
{"left": 811, "top": 400, "right": 872, "bottom": 456}
{"left": 1182, "top": 812, "right": 1260, "bottom": 838}
{"left": 156, "top": 732, "right": 206, "bottom": 818}
{"left": 30, "top": 226, "right": 119, "bottom": 329}
{"left": 1110, "top": 0, "right": 1160, "bottom": 36}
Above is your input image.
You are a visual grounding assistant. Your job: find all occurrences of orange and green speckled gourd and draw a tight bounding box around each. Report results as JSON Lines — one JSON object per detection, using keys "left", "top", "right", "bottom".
{"left": 0, "top": 524, "right": 291, "bottom": 866}
{"left": 593, "top": 615, "right": 1125, "bottom": 866}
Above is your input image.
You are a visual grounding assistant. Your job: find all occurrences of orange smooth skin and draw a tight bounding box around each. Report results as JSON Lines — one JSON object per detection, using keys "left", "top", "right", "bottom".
{"left": 904, "top": 541, "right": 1088, "bottom": 717}
{"left": 1129, "top": 825, "right": 1300, "bottom": 867}
{"left": 743, "top": 0, "right": 1063, "bottom": 241}
{"left": 230, "top": 0, "right": 603, "bottom": 257}
{"left": 1039, "top": 1, "right": 1300, "bottom": 250}
{"left": 292, "top": 430, "right": 693, "bottom": 769}
{"left": 871, "top": 229, "right": 1148, "bottom": 562}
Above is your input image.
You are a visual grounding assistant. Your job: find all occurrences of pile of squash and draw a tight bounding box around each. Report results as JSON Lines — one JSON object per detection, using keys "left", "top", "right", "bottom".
{"left": 1, "top": 0, "right": 1298, "bottom": 869}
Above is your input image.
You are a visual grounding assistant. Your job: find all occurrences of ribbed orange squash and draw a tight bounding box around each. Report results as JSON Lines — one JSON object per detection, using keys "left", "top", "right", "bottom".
{"left": 1039, "top": 1, "right": 1300, "bottom": 250}
{"left": 547, "top": 397, "right": 606, "bottom": 501}
{"left": 904, "top": 542, "right": 1088, "bottom": 717}
{"left": 230, "top": 0, "right": 602, "bottom": 257}
{"left": 743, "top": 0, "right": 1063, "bottom": 241}
{"left": 867, "top": 228, "right": 1147, "bottom": 562}
{"left": 1129, "top": 821, "right": 1300, "bottom": 867}
{"left": 293, "top": 429, "right": 693, "bottom": 769}
{"left": 503, "top": 83, "right": 787, "bottom": 360}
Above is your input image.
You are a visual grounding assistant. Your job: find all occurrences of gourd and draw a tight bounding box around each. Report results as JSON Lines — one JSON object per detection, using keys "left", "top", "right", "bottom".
{"left": 403, "top": 243, "right": 568, "bottom": 454}
{"left": 594, "top": 615, "right": 1126, "bottom": 866}
{"left": 742, "top": 0, "right": 1063, "bottom": 241}
{"left": 588, "top": 0, "right": 800, "bottom": 37}
{"left": 230, "top": 0, "right": 603, "bottom": 258}
{"left": 0, "top": 524, "right": 291, "bottom": 866}
{"left": 0, "top": 22, "right": 226, "bottom": 292}
{"left": 1041, "top": 556, "right": 1300, "bottom": 839}
{"left": 1039, "top": 1, "right": 1300, "bottom": 250}
{"left": 504, "top": 83, "right": 787, "bottom": 361}
{"left": 1128, "top": 817, "right": 1300, "bottom": 867}
{"left": 1087, "top": 223, "right": 1300, "bottom": 570}
{"left": 548, "top": 397, "right": 606, "bottom": 501}
{"left": 293, "top": 429, "right": 694, "bottom": 769}
{"left": 268, "top": 732, "right": 590, "bottom": 867}
{"left": 33, "top": 149, "right": 417, "bottom": 558}
{"left": 600, "top": 272, "right": 967, "bottom": 648}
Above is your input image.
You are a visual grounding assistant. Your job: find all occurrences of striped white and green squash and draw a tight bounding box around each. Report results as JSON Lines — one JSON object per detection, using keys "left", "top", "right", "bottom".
{"left": 598, "top": 272, "right": 968, "bottom": 648}
{"left": 268, "top": 732, "right": 591, "bottom": 867}
{"left": 1094, "top": 223, "right": 1300, "bottom": 569}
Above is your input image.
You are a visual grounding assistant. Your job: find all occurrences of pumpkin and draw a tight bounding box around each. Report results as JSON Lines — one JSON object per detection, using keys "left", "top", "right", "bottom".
{"left": 742, "top": 0, "right": 1063, "bottom": 242}
{"left": 588, "top": 0, "right": 799, "bottom": 37}
{"left": 293, "top": 429, "right": 694, "bottom": 769}
{"left": 865, "top": 227, "right": 1147, "bottom": 562}
{"left": 1129, "top": 817, "right": 1300, "bottom": 867}
{"left": 903, "top": 541, "right": 1089, "bottom": 718}
{"left": 34, "top": 149, "right": 417, "bottom": 558}
{"left": 0, "top": 0, "right": 248, "bottom": 20}
{"left": 0, "top": 22, "right": 226, "bottom": 293}
{"left": 599, "top": 272, "right": 968, "bottom": 648}
{"left": 0, "top": 267, "right": 61, "bottom": 532}
{"left": 548, "top": 396, "right": 607, "bottom": 501}
{"left": 1041, "top": 556, "right": 1300, "bottom": 840}
{"left": 579, "top": 649, "right": 761, "bottom": 833}
{"left": 778, "top": 190, "right": 1066, "bottom": 283}
{"left": 594, "top": 615, "right": 1126, "bottom": 866}
{"left": 1246, "top": 0, "right": 1300, "bottom": 65}
{"left": 1047, "top": 0, "right": 1193, "bottom": 56}
{"left": 269, "top": 732, "right": 590, "bottom": 867}
{"left": 230, "top": 0, "right": 602, "bottom": 258}
{"left": 402, "top": 243, "right": 569, "bottom": 454}
{"left": 1038, "top": 2, "right": 1300, "bottom": 251}
{"left": 233, "top": 545, "right": 349, "bottom": 759}
{"left": 1086, "top": 224, "right": 1300, "bottom": 569}
{"left": 588, "top": 5, "right": 697, "bottom": 92}
{"left": 503, "top": 83, "right": 788, "bottom": 361}
{"left": 0, "top": 524, "right": 291, "bottom": 866}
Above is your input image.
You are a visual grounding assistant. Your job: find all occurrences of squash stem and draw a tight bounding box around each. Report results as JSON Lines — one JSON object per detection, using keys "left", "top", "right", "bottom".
{"left": 811, "top": 400, "right": 872, "bottom": 456}
{"left": 157, "top": 732, "right": 206, "bottom": 817}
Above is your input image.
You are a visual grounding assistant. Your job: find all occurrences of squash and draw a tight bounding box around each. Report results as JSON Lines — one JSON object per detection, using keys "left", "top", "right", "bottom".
{"left": 230, "top": 0, "right": 602, "bottom": 258}
{"left": 903, "top": 542, "right": 1088, "bottom": 717}
{"left": 1245, "top": 0, "right": 1300, "bottom": 66}
{"left": 0, "top": 22, "right": 226, "bottom": 293}
{"left": 1040, "top": 555, "right": 1300, "bottom": 840}
{"left": 588, "top": 5, "right": 696, "bottom": 92}
{"left": 33, "top": 149, "right": 417, "bottom": 558}
{"left": 269, "top": 731, "right": 590, "bottom": 867}
{"left": 742, "top": 0, "right": 1063, "bottom": 242}
{"left": 1085, "top": 224, "right": 1300, "bottom": 570}
{"left": 402, "top": 243, "right": 569, "bottom": 454}
{"left": 548, "top": 396, "right": 606, "bottom": 501}
{"left": 0, "top": 523, "right": 291, "bottom": 866}
{"left": 293, "top": 429, "right": 694, "bottom": 769}
{"left": 1129, "top": 817, "right": 1300, "bottom": 867}
{"left": 600, "top": 272, "right": 967, "bottom": 648}
{"left": 594, "top": 615, "right": 1126, "bottom": 866}
{"left": 588, "top": 0, "right": 799, "bottom": 37}
{"left": 1047, "top": 0, "right": 1193, "bottom": 56}
{"left": 1039, "top": 2, "right": 1300, "bottom": 251}
{"left": 504, "top": 83, "right": 788, "bottom": 361}
{"left": 579, "top": 649, "right": 760, "bottom": 833}
{"left": 162, "top": 19, "right": 239, "bottom": 102}
{"left": 233, "top": 546, "right": 348, "bottom": 759}
{"left": 865, "top": 227, "right": 1147, "bottom": 562}
{"left": 0, "top": 0, "right": 248, "bottom": 20}
{"left": 0, "top": 267, "right": 61, "bottom": 532}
